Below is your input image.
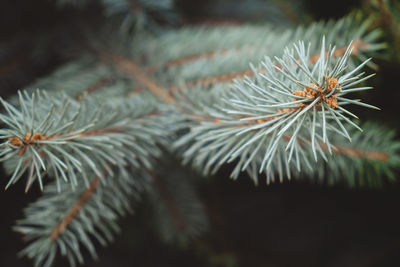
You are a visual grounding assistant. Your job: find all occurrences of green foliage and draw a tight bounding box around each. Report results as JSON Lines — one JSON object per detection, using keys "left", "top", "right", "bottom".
{"left": 133, "top": 16, "right": 383, "bottom": 90}
{"left": 0, "top": 90, "right": 166, "bottom": 191}
{"left": 0, "top": 1, "right": 399, "bottom": 266}
{"left": 15, "top": 167, "right": 148, "bottom": 267}
{"left": 311, "top": 122, "right": 400, "bottom": 187}
{"left": 173, "top": 40, "right": 379, "bottom": 184}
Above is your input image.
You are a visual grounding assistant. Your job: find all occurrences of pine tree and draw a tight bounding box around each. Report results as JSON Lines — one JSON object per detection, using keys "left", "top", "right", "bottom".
{"left": 1, "top": 0, "right": 400, "bottom": 266}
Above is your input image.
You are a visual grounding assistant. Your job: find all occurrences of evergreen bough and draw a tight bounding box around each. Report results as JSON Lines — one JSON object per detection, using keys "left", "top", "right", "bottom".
{"left": 0, "top": 1, "right": 399, "bottom": 266}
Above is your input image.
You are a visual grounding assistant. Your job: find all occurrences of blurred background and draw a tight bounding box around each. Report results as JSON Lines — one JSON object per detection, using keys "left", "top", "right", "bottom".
{"left": 1, "top": 0, "right": 400, "bottom": 266}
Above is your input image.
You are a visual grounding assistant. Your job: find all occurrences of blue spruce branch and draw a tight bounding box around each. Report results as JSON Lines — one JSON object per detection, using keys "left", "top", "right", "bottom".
{"left": 14, "top": 167, "right": 148, "bottom": 267}
{"left": 0, "top": 90, "right": 166, "bottom": 191}
{"left": 0, "top": 15, "right": 397, "bottom": 267}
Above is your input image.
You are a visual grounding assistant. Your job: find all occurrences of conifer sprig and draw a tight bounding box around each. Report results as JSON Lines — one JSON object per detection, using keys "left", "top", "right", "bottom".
{"left": 307, "top": 122, "right": 400, "bottom": 187}
{"left": 174, "top": 40, "right": 379, "bottom": 183}
{"left": 14, "top": 167, "right": 148, "bottom": 267}
{"left": 1, "top": 11, "right": 398, "bottom": 267}
{"left": 134, "top": 16, "right": 383, "bottom": 93}
{"left": 0, "top": 90, "right": 165, "bottom": 191}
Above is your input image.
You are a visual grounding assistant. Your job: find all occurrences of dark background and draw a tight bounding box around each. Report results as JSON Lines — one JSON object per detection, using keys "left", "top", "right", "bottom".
{"left": 1, "top": 0, "right": 400, "bottom": 266}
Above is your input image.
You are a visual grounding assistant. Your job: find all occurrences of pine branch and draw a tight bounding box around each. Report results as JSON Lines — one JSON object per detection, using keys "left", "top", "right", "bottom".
{"left": 15, "top": 167, "right": 148, "bottom": 267}
{"left": 171, "top": 69, "right": 254, "bottom": 91}
{"left": 74, "top": 77, "right": 114, "bottom": 100}
{"left": 132, "top": 16, "right": 382, "bottom": 93}
{"left": 150, "top": 37, "right": 368, "bottom": 84}
{"left": 319, "top": 143, "right": 389, "bottom": 162}
{"left": 101, "top": 52, "right": 175, "bottom": 103}
{"left": 49, "top": 175, "right": 102, "bottom": 241}
{"left": 147, "top": 47, "right": 246, "bottom": 73}
{"left": 173, "top": 40, "right": 386, "bottom": 184}
{"left": 307, "top": 122, "right": 400, "bottom": 187}
{"left": 171, "top": 38, "right": 369, "bottom": 90}
{"left": 2, "top": 15, "right": 397, "bottom": 267}
{"left": 24, "top": 59, "right": 115, "bottom": 99}
{"left": 0, "top": 90, "right": 166, "bottom": 191}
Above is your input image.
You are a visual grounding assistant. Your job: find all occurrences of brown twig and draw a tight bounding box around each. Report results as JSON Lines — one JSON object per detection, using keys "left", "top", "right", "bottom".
{"left": 147, "top": 47, "right": 247, "bottom": 73}
{"left": 74, "top": 77, "right": 114, "bottom": 101}
{"left": 321, "top": 143, "right": 389, "bottom": 162}
{"left": 9, "top": 127, "right": 124, "bottom": 156}
{"left": 50, "top": 176, "right": 102, "bottom": 241}
{"left": 101, "top": 52, "right": 175, "bottom": 103}
{"left": 288, "top": 134, "right": 389, "bottom": 162}
{"left": 169, "top": 69, "right": 254, "bottom": 91}
{"left": 172, "top": 39, "right": 368, "bottom": 90}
